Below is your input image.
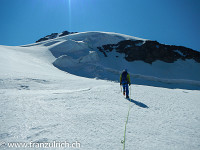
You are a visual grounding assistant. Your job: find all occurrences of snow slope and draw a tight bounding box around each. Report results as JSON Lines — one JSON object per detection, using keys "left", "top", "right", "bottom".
{"left": 0, "top": 32, "right": 200, "bottom": 150}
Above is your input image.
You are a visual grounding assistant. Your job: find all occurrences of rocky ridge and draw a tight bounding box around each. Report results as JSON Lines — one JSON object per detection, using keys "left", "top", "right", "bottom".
{"left": 36, "top": 31, "right": 77, "bottom": 43}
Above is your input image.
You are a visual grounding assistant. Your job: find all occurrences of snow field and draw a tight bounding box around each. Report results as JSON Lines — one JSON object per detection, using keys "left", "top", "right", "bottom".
{"left": 1, "top": 77, "right": 200, "bottom": 150}
{"left": 1, "top": 31, "right": 200, "bottom": 149}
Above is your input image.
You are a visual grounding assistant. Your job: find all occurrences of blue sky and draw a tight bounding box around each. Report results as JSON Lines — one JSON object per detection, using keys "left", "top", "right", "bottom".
{"left": 0, "top": 0, "right": 199, "bottom": 51}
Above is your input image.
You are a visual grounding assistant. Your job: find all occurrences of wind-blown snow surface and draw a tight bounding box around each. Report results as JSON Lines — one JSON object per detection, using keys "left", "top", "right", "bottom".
{"left": 0, "top": 32, "right": 200, "bottom": 150}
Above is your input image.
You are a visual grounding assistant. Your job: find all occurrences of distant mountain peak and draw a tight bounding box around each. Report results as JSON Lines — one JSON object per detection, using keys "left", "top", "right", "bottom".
{"left": 35, "top": 31, "right": 200, "bottom": 64}
{"left": 19, "top": 31, "right": 200, "bottom": 88}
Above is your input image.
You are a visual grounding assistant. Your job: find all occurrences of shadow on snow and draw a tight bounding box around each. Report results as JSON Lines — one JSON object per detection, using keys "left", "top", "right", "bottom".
{"left": 54, "top": 65, "right": 200, "bottom": 91}
{"left": 127, "top": 99, "right": 149, "bottom": 108}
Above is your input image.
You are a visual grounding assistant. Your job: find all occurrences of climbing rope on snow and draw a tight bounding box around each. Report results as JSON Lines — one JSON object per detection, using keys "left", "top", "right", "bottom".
{"left": 121, "top": 85, "right": 132, "bottom": 150}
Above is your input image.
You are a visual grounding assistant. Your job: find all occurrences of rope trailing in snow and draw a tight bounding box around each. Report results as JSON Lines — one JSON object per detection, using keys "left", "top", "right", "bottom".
{"left": 121, "top": 85, "right": 131, "bottom": 150}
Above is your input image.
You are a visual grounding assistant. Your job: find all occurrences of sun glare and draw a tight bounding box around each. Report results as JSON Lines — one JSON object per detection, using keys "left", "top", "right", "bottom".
{"left": 68, "top": 0, "right": 72, "bottom": 30}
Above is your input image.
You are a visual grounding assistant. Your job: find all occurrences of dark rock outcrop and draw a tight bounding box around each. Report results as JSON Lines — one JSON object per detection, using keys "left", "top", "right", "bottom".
{"left": 36, "top": 33, "right": 58, "bottom": 43}
{"left": 97, "top": 40, "right": 200, "bottom": 64}
{"left": 36, "top": 31, "right": 77, "bottom": 43}
{"left": 59, "top": 31, "right": 77, "bottom": 37}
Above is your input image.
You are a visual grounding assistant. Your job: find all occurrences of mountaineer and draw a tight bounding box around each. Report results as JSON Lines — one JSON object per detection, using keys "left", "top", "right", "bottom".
{"left": 120, "top": 69, "right": 131, "bottom": 98}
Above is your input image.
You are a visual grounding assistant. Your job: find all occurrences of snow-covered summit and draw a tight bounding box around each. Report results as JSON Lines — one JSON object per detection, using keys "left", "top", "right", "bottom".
{"left": 27, "top": 31, "right": 200, "bottom": 89}
{"left": 32, "top": 31, "right": 146, "bottom": 48}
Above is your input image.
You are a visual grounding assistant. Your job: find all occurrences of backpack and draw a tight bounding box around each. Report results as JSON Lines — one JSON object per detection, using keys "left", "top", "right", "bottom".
{"left": 121, "top": 71, "right": 128, "bottom": 84}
